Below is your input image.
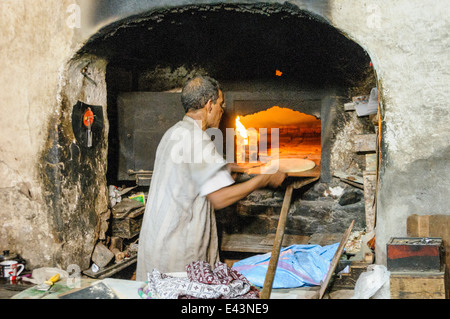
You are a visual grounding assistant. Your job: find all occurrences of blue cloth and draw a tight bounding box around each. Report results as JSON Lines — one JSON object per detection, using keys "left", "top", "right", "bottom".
{"left": 232, "top": 243, "right": 339, "bottom": 288}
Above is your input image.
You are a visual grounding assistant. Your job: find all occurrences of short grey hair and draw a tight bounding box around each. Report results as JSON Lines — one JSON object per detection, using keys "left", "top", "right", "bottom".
{"left": 181, "top": 75, "right": 221, "bottom": 113}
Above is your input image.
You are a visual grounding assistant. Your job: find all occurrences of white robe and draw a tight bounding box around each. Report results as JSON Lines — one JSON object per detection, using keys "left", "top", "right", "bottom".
{"left": 136, "top": 116, "right": 234, "bottom": 281}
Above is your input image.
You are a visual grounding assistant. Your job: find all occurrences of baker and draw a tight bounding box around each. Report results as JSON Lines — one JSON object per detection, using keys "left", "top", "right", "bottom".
{"left": 136, "top": 75, "right": 286, "bottom": 281}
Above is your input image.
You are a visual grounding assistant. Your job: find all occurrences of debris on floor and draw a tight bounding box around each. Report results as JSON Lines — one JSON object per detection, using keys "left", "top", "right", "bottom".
{"left": 84, "top": 185, "right": 145, "bottom": 279}
{"left": 352, "top": 264, "right": 390, "bottom": 299}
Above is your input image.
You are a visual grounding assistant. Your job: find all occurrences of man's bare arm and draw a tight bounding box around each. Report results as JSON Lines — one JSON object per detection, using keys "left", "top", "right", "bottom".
{"left": 207, "top": 172, "right": 286, "bottom": 210}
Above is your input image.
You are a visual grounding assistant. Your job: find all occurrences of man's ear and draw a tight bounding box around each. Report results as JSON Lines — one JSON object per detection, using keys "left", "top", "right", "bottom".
{"left": 206, "top": 99, "right": 213, "bottom": 113}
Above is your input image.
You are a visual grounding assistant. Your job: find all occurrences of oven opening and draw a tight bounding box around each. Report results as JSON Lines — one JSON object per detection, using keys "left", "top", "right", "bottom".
{"left": 232, "top": 106, "right": 321, "bottom": 171}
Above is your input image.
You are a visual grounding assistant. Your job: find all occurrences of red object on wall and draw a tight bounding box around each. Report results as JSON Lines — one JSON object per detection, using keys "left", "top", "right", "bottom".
{"left": 83, "top": 108, "right": 94, "bottom": 127}
{"left": 388, "top": 244, "right": 439, "bottom": 260}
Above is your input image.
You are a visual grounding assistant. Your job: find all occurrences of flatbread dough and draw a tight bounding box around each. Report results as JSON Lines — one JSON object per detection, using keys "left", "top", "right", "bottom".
{"left": 274, "top": 158, "right": 316, "bottom": 173}
{"left": 247, "top": 158, "right": 315, "bottom": 174}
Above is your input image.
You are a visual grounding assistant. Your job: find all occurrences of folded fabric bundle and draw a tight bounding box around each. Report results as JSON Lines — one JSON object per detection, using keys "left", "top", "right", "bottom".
{"left": 138, "top": 261, "right": 259, "bottom": 299}
{"left": 232, "top": 243, "right": 340, "bottom": 289}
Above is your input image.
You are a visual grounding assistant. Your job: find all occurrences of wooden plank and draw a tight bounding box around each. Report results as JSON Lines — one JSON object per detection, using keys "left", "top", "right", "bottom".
{"left": 221, "top": 234, "right": 273, "bottom": 254}
{"left": 333, "top": 171, "right": 363, "bottom": 184}
{"left": 220, "top": 234, "right": 310, "bottom": 254}
{"left": 353, "top": 134, "right": 377, "bottom": 153}
{"left": 344, "top": 102, "right": 356, "bottom": 111}
{"left": 363, "top": 171, "right": 377, "bottom": 233}
{"left": 365, "top": 153, "right": 377, "bottom": 172}
{"left": 308, "top": 233, "right": 343, "bottom": 246}
{"left": 407, "top": 214, "right": 450, "bottom": 270}
{"left": 390, "top": 269, "right": 446, "bottom": 299}
{"left": 260, "top": 184, "right": 294, "bottom": 300}
{"left": 222, "top": 233, "right": 311, "bottom": 269}
{"left": 260, "top": 234, "right": 310, "bottom": 247}
{"left": 318, "top": 220, "right": 355, "bottom": 299}
{"left": 260, "top": 177, "right": 320, "bottom": 299}
{"left": 230, "top": 162, "right": 321, "bottom": 178}
{"left": 407, "top": 214, "right": 430, "bottom": 237}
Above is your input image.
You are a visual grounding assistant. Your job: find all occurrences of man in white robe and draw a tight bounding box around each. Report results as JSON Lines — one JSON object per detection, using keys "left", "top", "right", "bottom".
{"left": 136, "top": 76, "right": 286, "bottom": 281}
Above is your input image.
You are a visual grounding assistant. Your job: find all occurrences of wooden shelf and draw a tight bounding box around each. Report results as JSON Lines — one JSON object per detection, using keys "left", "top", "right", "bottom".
{"left": 220, "top": 233, "right": 310, "bottom": 254}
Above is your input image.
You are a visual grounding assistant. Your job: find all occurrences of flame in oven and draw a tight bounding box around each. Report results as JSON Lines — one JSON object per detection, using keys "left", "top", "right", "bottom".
{"left": 235, "top": 116, "right": 249, "bottom": 145}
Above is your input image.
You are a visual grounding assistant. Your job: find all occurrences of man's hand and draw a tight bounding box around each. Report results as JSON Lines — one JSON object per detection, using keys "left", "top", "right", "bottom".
{"left": 258, "top": 171, "right": 287, "bottom": 188}
{"left": 266, "top": 171, "right": 287, "bottom": 188}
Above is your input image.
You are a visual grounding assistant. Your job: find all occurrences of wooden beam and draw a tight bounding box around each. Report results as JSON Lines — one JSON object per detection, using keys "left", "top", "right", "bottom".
{"left": 344, "top": 102, "right": 356, "bottom": 111}
{"left": 353, "top": 134, "right": 377, "bottom": 153}
{"left": 220, "top": 233, "right": 310, "bottom": 254}
{"left": 317, "top": 220, "right": 355, "bottom": 299}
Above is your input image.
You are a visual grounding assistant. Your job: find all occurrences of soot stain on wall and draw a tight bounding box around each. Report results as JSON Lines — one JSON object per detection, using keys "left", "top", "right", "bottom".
{"left": 39, "top": 58, "right": 109, "bottom": 269}
{"left": 80, "top": 3, "right": 371, "bottom": 90}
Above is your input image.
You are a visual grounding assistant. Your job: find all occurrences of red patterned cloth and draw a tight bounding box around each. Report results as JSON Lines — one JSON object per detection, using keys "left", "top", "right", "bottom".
{"left": 181, "top": 261, "right": 260, "bottom": 299}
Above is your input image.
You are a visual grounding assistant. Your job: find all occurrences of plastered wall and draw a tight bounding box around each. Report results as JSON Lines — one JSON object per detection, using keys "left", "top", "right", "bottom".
{"left": 0, "top": 0, "right": 80, "bottom": 268}
{"left": 327, "top": 1, "right": 450, "bottom": 264}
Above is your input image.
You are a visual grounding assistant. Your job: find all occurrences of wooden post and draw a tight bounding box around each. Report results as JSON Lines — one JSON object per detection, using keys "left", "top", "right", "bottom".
{"left": 317, "top": 220, "right": 354, "bottom": 299}
{"left": 260, "top": 184, "right": 293, "bottom": 300}
{"left": 260, "top": 177, "right": 319, "bottom": 299}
